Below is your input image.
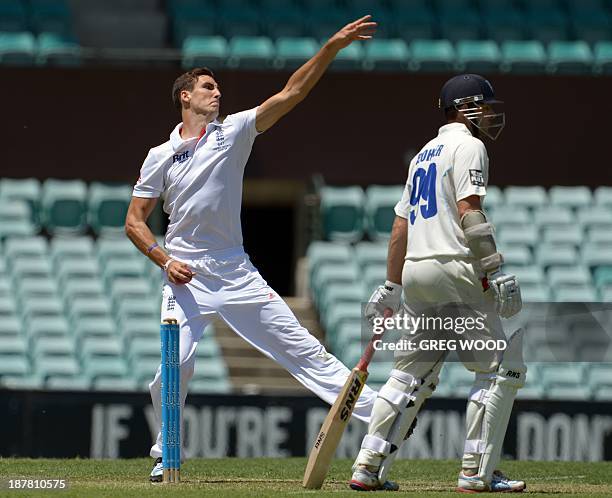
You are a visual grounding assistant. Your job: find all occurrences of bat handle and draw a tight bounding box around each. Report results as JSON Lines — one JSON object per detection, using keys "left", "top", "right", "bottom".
{"left": 356, "top": 308, "right": 393, "bottom": 372}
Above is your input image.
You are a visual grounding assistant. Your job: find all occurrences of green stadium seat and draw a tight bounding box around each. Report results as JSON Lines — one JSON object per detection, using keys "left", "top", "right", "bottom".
{"left": 0, "top": 199, "right": 31, "bottom": 223}
{"left": 548, "top": 41, "right": 594, "bottom": 74}
{"left": 499, "top": 245, "right": 532, "bottom": 266}
{"left": 69, "top": 298, "right": 112, "bottom": 326}
{"left": 182, "top": 35, "right": 229, "bottom": 68}
{"left": 274, "top": 37, "right": 318, "bottom": 70}
{"left": 355, "top": 242, "right": 388, "bottom": 269}
{"left": 503, "top": 186, "right": 548, "bottom": 209}
{"left": 0, "top": 316, "right": 20, "bottom": 339}
{"left": 50, "top": 236, "right": 94, "bottom": 264}
{"left": 0, "top": 296, "right": 17, "bottom": 317}
{"left": 520, "top": 284, "right": 552, "bottom": 302}
{"left": 445, "top": 363, "right": 475, "bottom": 394}
{"left": 540, "top": 362, "right": 584, "bottom": 388}
{"left": 594, "top": 267, "right": 612, "bottom": 289}
{"left": 548, "top": 266, "right": 592, "bottom": 287}
{"left": 534, "top": 206, "right": 574, "bottom": 227}
{"left": 93, "top": 377, "right": 139, "bottom": 391}
{"left": 41, "top": 179, "right": 88, "bottom": 234}
{"left": 16, "top": 278, "right": 57, "bottom": 303}
{"left": 333, "top": 321, "right": 362, "bottom": 351}
{"left": 320, "top": 186, "right": 365, "bottom": 242}
{"left": 219, "top": 7, "right": 261, "bottom": 38}
{"left": 37, "top": 33, "right": 81, "bottom": 66}
{"left": 0, "top": 375, "right": 43, "bottom": 390}
{"left": 498, "top": 225, "right": 539, "bottom": 247}
{"left": 319, "top": 284, "right": 363, "bottom": 323}
{"left": 576, "top": 207, "right": 612, "bottom": 231}
{"left": 171, "top": 11, "right": 217, "bottom": 47}
{"left": 555, "top": 286, "right": 599, "bottom": 302}
{"left": 363, "top": 39, "right": 409, "bottom": 71}
{"left": 594, "top": 41, "right": 612, "bottom": 74}
{"left": 363, "top": 263, "right": 386, "bottom": 296}
{"left": 81, "top": 336, "right": 122, "bottom": 359}
{"left": 594, "top": 186, "right": 612, "bottom": 208}
{"left": 132, "top": 356, "right": 160, "bottom": 383}
{"left": 117, "top": 298, "right": 159, "bottom": 323}
{"left": 0, "top": 178, "right": 41, "bottom": 226}
{"left": 365, "top": 185, "right": 404, "bottom": 240}
{"left": 74, "top": 317, "right": 116, "bottom": 341}
{"left": 490, "top": 206, "right": 531, "bottom": 227}
{"left": 46, "top": 377, "right": 90, "bottom": 391}
{"left": 409, "top": 40, "right": 455, "bottom": 72}
{"left": 110, "top": 278, "right": 151, "bottom": 305}
{"left": 86, "top": 357, "right": 128, "bottom": 380}
{"left": 329, "top": 41, "right": 363, "bottom": 70}
{"left": 0, "top": 354, "right": 29, "bottom": 376}
{"left": 27, "top": 317, "right": 70, "bottom": 340}
{"left": 483, "top": 185, "right": 503, "bottom": 209}
{"left": 128, "top": 337, "right": 161, "bottom": 363}
{"left": 542, "top": 225, "right": 583, "bottom": 246}
{"left": 549, "top": 186, "right": 593, "bottom": 208}
{"left": 10, "top": 258, "right": 53, "bottom": 279}
{"left": 4, "top": 235, "right": 48, "bottom": 260}
{"left": 191, "top": 356, "right": 229, "bottom": 381}
{"left": 88, "top": 182, "right": 132, "bottom": 236}
{"left": 29, "top": 0, "right": 72, "bottom": 33}
{"left": 33, "top": 336, "right": 76, "bottom": 359}
{"left": 0, "top": 31, "right": 36, "bottom": 65}
{"left": 587, "top": 364, "right": 612, "bottom": 390}
{"left": 22, "top": 297, "right": 64, "bottom": 322}
{"left": 103, "top": 258, "right": 148, "bottom": 287}
{"left": 500, "top": 40, "right": 547, "bottom": 74}
{"left": 56, "top": 258, "right": 100, "bottom": 286}
{"left": 594, "top": 385, "right": 612, "bottom": 401}
{"left": 312, "top": 264, "right": 358, "bottom": 306}
{"left": 456, "top": 40, "right": 501, "bottom": 72}
{"left": 0, "top": 336, "right": 27, "bottom": 356}
{"left": 0, "top": 219, "right": 37, "bottom": 239}
{"left": 324, "top": 302, "right": 362, "bottom": 338}
{"left": 367, "top": 361, "right": 393, "bottom": 385}
{"left": 582, "top": 244, "right": 612, "bottom": 269}
{"left": 587, "top": 228, "right": 612, "bottom": 245}
{"left": 36, "top": 356, "right": 80, "bottom": 379}
{"left": 307, "top": 241, "right": 352, "bottom": 277}
{"left": 227, "top": 36, "right": 274, "bottom": 69}
{"left": 97, "top": 238, "right": 140, "bottom": 263}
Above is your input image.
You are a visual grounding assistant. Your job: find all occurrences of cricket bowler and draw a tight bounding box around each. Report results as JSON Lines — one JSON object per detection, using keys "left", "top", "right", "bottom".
{"left": 124, "top": 16, "right": 379, "bottom": 481}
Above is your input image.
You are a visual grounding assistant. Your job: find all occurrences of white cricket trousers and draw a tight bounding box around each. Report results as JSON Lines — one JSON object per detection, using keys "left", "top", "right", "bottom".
{"left": 149, "top": 246, "right": 376, "bottom": 459}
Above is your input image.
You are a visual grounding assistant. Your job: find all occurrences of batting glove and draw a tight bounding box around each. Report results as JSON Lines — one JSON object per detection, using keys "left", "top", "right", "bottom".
{"left": 364, "top": 280, "right": 402, "bottom": 324}
{"left": 487, "top": 270, "right": 522, "bottom": 318}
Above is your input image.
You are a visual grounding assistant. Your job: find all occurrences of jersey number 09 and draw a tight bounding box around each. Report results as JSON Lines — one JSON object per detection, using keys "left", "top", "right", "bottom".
{"left": 409, "top": 162, "right": 437, "bottom": 225}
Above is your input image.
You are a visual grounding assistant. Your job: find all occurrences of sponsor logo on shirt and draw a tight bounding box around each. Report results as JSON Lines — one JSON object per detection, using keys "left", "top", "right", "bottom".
{"left": 469, "top": 169, "right": 485, "bottom": 187}
{"left": 212, "top": 128, "right": 229, "bottom": 151}
{"left": 173, "top": 150, "right": 190, "bottom": 164}
{"left": 166, "top": 294, "right": 176, "bottom": 311}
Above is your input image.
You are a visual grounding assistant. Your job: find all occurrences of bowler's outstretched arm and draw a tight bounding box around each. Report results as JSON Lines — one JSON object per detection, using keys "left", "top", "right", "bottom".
{"left": 255, "top": 15, "right": 377, "bottom": 133}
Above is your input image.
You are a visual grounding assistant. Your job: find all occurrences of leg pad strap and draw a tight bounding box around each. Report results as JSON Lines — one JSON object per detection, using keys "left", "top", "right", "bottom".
{"left": 378, "top": 384, "right": 412, "bottom": 411}
{"left": 361, "top": 434, "right": 392, "bottom": 456}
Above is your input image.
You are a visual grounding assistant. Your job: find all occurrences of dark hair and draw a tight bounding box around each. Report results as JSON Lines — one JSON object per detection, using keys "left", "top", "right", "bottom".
{"left": 172, "top": 67, "right": 215, "bottom": 111}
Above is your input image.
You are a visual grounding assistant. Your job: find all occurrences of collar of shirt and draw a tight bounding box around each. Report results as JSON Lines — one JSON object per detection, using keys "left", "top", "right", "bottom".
{"left": 438, "top": 122, "right": 472, "bottom": 137}
{"left": 169, "top": 120, "right": 222, "bottom": 151}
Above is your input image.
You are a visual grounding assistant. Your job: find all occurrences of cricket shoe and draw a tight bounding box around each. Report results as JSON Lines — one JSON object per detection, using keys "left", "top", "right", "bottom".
{"left": 350, "top": 466, "right": 399, "bottom": 491}
{"left": 149, "top": 457, "right": 163, "bottom": 483}
{"left": 457, "top": 470, "right": 526, "bottom": 493}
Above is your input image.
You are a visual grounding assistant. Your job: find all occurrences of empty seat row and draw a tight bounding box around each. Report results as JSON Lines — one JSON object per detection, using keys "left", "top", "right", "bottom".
{"left": 182, "top": 36, "right": 612, "bottom": 74}
{"left": 0, "top": 178, "right": 132, "bottom": 236}
{"left": 168, "top": 1, "right": 612, "bottom": 45}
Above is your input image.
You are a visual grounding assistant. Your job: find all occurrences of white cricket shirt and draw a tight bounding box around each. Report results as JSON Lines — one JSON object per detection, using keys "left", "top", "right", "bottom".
{"left": 133, "top": 107, "right": 260, "bottom": 257}
{"left": 395, "top": 122, "right": 489, "bottom": 260}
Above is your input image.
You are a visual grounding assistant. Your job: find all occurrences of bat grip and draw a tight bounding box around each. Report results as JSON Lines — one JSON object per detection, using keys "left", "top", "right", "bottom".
{"left": 356, "top": 308, "right": 393, "bottom": 372}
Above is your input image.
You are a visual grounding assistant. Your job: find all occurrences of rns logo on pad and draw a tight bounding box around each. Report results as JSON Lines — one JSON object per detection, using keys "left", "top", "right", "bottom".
{"left": 173, "top": 151, "right": 190, "bottom": 164}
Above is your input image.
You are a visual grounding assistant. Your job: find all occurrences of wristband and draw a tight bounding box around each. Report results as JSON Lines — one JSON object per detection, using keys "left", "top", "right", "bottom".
{"left": 162, "top": 259, "right": 175, "bottom": 272}
{"left": 146, "top": 242, "right": 159, "bottom": 254}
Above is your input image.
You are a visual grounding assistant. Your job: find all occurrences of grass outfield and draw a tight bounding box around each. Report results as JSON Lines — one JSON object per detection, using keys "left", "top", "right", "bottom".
{"left": 1, "top": 458, "right": 611, "bottom": 497}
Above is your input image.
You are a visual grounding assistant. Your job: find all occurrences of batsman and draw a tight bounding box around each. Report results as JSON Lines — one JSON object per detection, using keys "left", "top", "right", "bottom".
{"left": 349, "top": 74, "right": 526, "bottom": 493}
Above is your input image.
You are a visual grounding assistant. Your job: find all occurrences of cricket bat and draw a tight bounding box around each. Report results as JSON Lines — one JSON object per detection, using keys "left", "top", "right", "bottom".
{"left": 302, "top": 310, "right": 390, "bottom": 489}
